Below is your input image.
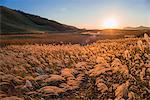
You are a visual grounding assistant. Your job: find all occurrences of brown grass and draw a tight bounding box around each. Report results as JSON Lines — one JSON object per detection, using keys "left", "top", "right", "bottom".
{"left": 0, "top": 36, "right": 150, "bottom": 99}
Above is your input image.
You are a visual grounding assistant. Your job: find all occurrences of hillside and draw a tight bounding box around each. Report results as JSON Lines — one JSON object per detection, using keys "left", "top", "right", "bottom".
{"left": 124, "top": 26, "right": 150, "bottom": 30}
{"left": 0, "top": 6, "right": 78, "bottom": 34}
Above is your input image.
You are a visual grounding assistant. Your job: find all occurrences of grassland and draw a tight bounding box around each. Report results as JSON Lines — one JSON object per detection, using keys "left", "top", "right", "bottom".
{"left": 0, "top": 34, "right": 150, "bottom": 99}
{"left": 0, "top": 33, "right": 123, "bottom": 47}
{"left": 1, "top": 29, "right": 149, "bottom": 47}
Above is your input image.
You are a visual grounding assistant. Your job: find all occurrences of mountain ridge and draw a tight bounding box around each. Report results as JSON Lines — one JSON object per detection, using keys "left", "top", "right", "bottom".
{"left": 0, "top": 6, "right": 79, "bottom": 34}
{"left": 124, "top": 26, "right": 150, "bottom": 30}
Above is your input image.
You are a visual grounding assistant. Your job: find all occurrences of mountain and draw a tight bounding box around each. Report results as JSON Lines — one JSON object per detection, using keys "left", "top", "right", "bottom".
{"left": 0, "top": 6, "right": 79, "bottom": 34}
{"left": 124, "top": 26, "right": 150, "bottom": 30}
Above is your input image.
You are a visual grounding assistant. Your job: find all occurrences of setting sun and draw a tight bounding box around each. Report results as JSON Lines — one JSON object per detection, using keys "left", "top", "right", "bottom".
{"left": 103, "top": 18, "right": 119, "bottom": 29}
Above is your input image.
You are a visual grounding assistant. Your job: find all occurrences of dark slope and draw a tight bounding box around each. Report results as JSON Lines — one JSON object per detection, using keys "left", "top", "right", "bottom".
{"left": 0, "top": 6, "right": 78, "bottom": 34}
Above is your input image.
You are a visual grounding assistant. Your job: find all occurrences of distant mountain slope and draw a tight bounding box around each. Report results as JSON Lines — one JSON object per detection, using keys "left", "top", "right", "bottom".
{"left": 0, "top": 6, "right": 78, "bottom": 34}
{"left": 124, "top": 26, "right": 150, "bottom": 30}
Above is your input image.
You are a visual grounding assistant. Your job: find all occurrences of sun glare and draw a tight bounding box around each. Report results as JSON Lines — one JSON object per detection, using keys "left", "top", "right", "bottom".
{"left": 103, "top": 18, "right": 119, "bottom": 29}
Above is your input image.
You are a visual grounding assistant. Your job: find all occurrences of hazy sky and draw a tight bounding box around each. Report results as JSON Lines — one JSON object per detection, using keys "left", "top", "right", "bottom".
{"left": 0, "top": 0, "right": 150, "bottom": 29}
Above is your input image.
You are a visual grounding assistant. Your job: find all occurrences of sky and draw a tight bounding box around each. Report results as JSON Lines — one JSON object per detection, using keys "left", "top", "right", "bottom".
{"left": 0, "top": 0, "right": 150, "bottom": 29}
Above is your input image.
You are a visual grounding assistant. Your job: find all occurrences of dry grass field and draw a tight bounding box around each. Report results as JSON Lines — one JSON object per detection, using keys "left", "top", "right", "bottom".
{"left": 0, "top": 33, "right": 124, "bottom": 47}
{"left": 0, "top": 34, "right": 150, "bottom": 99}
{"left": 1, "top": 29, "right": 149, "bottom": 47}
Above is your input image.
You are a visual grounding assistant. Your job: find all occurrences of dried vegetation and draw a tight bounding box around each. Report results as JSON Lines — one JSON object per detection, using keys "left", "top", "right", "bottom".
{"left": 0, "top": 34, "right": 150, "bottom": 99}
